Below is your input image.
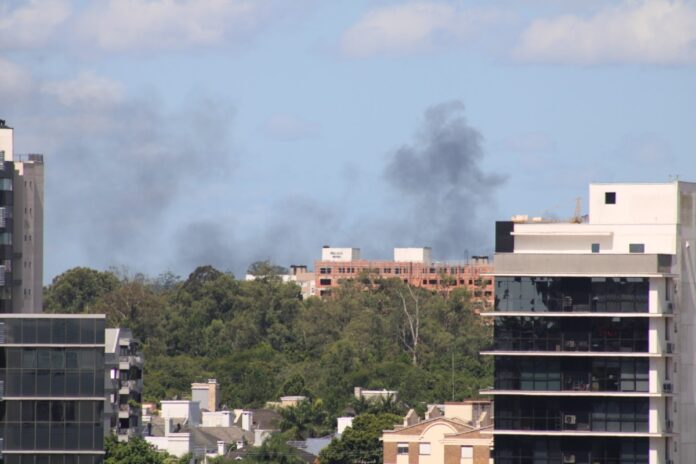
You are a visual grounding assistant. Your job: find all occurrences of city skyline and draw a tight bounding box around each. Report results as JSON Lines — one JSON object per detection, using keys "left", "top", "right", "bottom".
{"left": 2, "top": 0, "right": 696, "bottom": 281}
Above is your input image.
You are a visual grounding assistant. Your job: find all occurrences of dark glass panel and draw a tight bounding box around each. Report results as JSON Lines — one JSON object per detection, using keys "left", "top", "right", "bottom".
{"left": 7, "top": 348, "right": 21, "bottom": 368}
{"left": 95, "top": 319, "right": 105, "bottom": 343}
{"left": 36, "top": 422, "right": 50, "bottom": 449}
{"left": 79, "top": 320, "right": 95, "bottom": 344}
{"left": 21, "top": 400, "right": 34, "bottom": 421}
{"left": 22, "top": 349, "right": 36, "bottom": 368}
{"left": 65, "top": 350, "right": 78, "bottom": 369}
{"left": 22, "top": 319, "right": 37, "bottom": 343}
{"left": 66, "top": 320, "right": 80, "bottom": 343}
{"left": 7, "top": 400, "right": 20, "bottom": 421}
{"left": 36, "top": 370, "right": 50, "bottom": 396}
{"left": 51, "top": 318, "right": 67, "bottom": 344}
{"left": 36, "top": 319, "right": 50, "bottom": 343}
{"left": 51, "top": 349, "right": 65, "bottom": 369}
{"left": 20, "top": 422, "right": 34, "bottom": 449}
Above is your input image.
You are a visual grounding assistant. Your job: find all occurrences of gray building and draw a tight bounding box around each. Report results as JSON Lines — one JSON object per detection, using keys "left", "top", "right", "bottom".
{"left": 0, "top": 119, "right": 44, "bottom": 314}
{"left": 0, "top": 314, "right": 106, "bottom": 463}
{"left": 104, "top": 328, "right": 143, "bottom": 441}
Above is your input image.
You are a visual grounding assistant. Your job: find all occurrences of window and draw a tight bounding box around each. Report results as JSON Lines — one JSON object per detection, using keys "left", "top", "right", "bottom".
{"left": 605, "top": 192, "right": 616, "bottom": 204}
{"left": 319, "top": 279, "right": 331, "bottom": 286}
{"left": 397, "top": 443, "right": 408, "bottom": 455}
{"left": 591, "top": 243, "right": 600, "bottom": 253}
{"left": 461, "top": 446, "right": 474, "bottom": 464}
{"left": 629, "top": 243, "right": 645, "bottom": 253}
{"left": 419, "top": 443, "right": 431, "bottom": 455}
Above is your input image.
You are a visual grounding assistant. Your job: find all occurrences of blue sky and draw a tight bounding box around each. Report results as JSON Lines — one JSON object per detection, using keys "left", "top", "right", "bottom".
{"left": 2, "top": 0, "right": 696, "bottom": 280}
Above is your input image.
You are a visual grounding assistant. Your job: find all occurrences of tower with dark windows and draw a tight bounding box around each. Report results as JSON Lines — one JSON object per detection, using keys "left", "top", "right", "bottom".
{"left": 484, "top": 182, "right": 696, "bottom": 464}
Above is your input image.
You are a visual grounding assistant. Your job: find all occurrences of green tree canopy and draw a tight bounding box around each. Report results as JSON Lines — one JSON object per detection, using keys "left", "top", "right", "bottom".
{"left": 319, "top": 413, "right": 402, "bottom": 464}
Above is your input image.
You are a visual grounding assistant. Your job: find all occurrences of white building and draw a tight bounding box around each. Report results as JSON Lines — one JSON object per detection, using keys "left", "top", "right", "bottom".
{"left": 485, "top": 181, "right": 696, "bottom": 464}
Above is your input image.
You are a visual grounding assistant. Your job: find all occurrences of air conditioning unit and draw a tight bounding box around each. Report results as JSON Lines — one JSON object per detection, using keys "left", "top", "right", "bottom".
{"left": 564, "top": 415, "right": 577, "bottom": 425}
{"left": 563, "top": 454, "right": 576, "bottom": 463}
{"left": 666, "top": 342, "right": 675, "bottom": 353}
{"left": 664, "top": 382, "right": 673, "bottom": 393}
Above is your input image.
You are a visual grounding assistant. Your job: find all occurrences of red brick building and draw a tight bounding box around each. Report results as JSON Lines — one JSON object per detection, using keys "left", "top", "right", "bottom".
{"left": 313, "top": 247, "right": 493, "bottom": 310}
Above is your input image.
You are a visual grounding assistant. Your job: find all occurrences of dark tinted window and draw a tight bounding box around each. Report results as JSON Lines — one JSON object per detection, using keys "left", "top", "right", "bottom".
{"left": 605, "top": 192, "right": 616, "bottom": 204}
{"left": 629, "top": 243, "right": 645, "bottom": 253}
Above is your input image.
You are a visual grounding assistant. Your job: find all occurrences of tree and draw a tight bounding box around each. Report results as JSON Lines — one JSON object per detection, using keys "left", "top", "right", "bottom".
{"left": 247, "top": 260, "right": 288, "bottom": 278}
{"left": 319, "top": 413, "right": 402, "bottom": 464}
{"left": 43, "top": 267, "right": 120, "bottom": 313}
{"left": 279, "top": 399, "right": 332, "bottom": 440}
{"left": 105, "top": 435, "right": 170, "bottom": 464}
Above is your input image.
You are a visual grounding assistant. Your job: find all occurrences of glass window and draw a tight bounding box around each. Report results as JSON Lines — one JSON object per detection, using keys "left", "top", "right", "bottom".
{"left": 22, "top": 319, "right": 36, "bottom": 343}
{"left": 397, "top": 443, "right": 408, "bottom": 455}
{"left": 66, "top": 320, "right": 80, "bottom": 343}
{"left": 629, "top": 243, "right": 645, "bottom": 253}
{"left": 605, "top": 192, "right": 616, "bottom": 204}
{"left": 52, "top": 319, "right": 67, "bottom": 344}
{"left": 461, "top": 446, "right": 474, "bottom": 464}
{"left": 591, "top": 243, "right": 600, "bottom": 253}
{"left": 79, "top": 320, "right": 95, "bottom": 344}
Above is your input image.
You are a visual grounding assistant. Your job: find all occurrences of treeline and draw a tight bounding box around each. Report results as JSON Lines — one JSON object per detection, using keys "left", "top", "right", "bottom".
{"left": 44, "top": 264, "right": 492, "bottom": 414}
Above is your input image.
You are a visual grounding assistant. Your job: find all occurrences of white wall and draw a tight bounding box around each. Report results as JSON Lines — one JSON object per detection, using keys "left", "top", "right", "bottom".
{"left": 589, "top": 183, "right": 678, "bottom": 225}
{"left": 393, "top": 248, "right": 432, "bottom": 264}
{"left": 513, "top": 223, "right": 677, "bottom": 255}
{"left": 161, "top": 401, "right": 200, "bottom": 426}
{"left": 202, "top": 410, "right": 233, "bottom": 427}
{"left": 321, "top": 247, "right": 361, "bottom": 261}
{"left": 0, "top": 127, "right": 13, "bottom": 161}
{"left": 145, "top": 434, "right": 191, "bottom": 457}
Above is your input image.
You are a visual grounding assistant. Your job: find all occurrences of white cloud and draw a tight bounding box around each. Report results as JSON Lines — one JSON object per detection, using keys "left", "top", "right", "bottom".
{"left": 0, "top": 0, "right": 72, "bottom": 49}
{"left": 0, "top": 58, "right": 33, "bottom": 96}
{"left": 514, "top": 0, "right": 696, "bottom": 64}
{"left": 78, "top": 0, "right": 279, "bottom": 51}
{"left": 340, "top": 2, "right": 502, "bottom": 57}
{"left": 263, "top": 113, "right": 320, "bottom": 141}
{"left": 41, "top": 72, "right": 125, "bottom": 108}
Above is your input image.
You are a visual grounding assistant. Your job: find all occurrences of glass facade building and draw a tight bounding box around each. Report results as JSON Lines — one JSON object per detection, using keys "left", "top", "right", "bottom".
{"left": 485, "top": 182, "right": 691, "bottom": 464}
{"left": 0, "top": 315, "right": 106, "bottom": 464}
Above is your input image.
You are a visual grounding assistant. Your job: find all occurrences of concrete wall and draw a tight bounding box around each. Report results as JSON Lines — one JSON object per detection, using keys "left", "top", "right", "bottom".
{"left": 675, "top": 181, "right": 696, "bottom": 464}
{"left": 12, "top": 160, "right": 44, "bottom": 314}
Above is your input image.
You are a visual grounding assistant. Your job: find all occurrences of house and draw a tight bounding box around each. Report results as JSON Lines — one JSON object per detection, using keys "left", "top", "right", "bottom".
{"left": 382, "top": 401, "right": 493, "bottom": 464}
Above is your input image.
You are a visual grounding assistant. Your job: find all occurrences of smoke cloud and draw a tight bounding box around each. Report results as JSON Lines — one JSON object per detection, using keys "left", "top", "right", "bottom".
{"left": 383, "top": 100, "right": 505, "bottom": 257}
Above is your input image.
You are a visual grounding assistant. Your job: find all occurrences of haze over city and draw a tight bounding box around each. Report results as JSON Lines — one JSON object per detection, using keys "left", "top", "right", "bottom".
{"left": 2, "top": 0, "right": 696, "bottom": 281}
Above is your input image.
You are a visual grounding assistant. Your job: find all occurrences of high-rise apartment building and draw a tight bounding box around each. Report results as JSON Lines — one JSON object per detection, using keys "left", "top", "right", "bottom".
{"left": 0, "top": 314, "right": 106, "bottom": 463}
{"left": 0, "top": 120, "right": 44, "bottom": 314}
{"left": 104, "top": 328, "right": 143, "bottom": 441}
{"left": 484, "top": 181, "right": 696, "bottom": 464}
